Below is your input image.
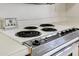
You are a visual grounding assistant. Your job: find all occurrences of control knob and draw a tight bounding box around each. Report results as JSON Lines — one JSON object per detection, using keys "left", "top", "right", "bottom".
{"left": 72, "top": 28, "right": 76, "bottom": 31}
{"left": 32, "top": 40, "right": 40, "bottom": 46}
{"left": 65, "top": 30, "right": 69, "bottom": 33}
{"left": 60, "top": 31, "right": 65, "bottom": 36}
{"left": 67, "top": 29, "right": 72, "bottom": 33}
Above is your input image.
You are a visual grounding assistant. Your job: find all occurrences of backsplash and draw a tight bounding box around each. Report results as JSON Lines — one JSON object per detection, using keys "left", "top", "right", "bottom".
{"left": 0, "top": 4, "right": 56, "bottom": 19}
{"left": 0, "top": 3, "right": 66, "bottom": 28}
{"left": 66, "top": 3, "right": 79, "bottom": 21}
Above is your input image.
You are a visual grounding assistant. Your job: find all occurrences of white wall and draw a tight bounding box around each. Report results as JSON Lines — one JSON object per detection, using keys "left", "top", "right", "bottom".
{"left": 66, "top": 3, "right": 79, "bottom": 21}
{"left": 0, "top": 3, "right": 66, "bottom": 28}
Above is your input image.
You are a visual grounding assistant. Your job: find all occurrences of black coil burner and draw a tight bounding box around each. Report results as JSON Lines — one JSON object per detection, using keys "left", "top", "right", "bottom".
{"left": 40, "top": 24, "right": 54, "bottom": 27}
{"left": 41, "top": 28, "right": 57, "bottom": 32}
{"left": 15, "top": 31, "right": 41, "bottom": 37}
{"left": 24, "top": 26, "right": 38, "bottom": 29}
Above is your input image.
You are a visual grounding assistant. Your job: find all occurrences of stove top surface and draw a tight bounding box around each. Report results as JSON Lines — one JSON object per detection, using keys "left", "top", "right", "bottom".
{"left": 0, "top": 24, "right": 70, "bottom": 44}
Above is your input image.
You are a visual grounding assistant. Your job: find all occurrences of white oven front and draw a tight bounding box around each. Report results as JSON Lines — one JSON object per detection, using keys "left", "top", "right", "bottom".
{"left": 52, "top": 42, "right": 79, "bottom": 56}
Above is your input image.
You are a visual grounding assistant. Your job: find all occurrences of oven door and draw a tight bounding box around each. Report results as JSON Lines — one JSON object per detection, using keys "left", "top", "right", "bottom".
{"left": 53, "top": 46, "right": 73, "bottom": 56}
{"left": 52, "top": 42, "right": 79, "bottom": 56}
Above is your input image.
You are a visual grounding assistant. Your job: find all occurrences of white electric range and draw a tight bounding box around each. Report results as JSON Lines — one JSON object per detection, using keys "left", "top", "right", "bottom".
{"left": 0, "top": 17, "right": 79, "bottom": 56}
{"left": 0, "top": 17, "right": 68, "bottom": 44}
{"left": 1, "top": 24, "right": 66, "bottom": 44}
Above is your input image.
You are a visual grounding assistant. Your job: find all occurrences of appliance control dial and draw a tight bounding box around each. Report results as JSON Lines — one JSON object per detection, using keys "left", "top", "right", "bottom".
{"left": 32, "top": 40, "right": 40, "bottom": 46}
{"left": 60, "top": 31, "right": 65, "bottom": 35}
{"left": 59, "top": 28, "right": 79, "bottom": 36}
{"left": 4, "top": 18, "right": 17, "bottom": 29}
{"left": 72, "top": 28, "right": 76, "bottom": 31}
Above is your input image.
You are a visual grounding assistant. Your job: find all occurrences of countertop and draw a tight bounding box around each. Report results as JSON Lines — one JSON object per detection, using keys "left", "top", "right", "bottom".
{"left": 0, "top": 32, "right": 29, "bottom": 56}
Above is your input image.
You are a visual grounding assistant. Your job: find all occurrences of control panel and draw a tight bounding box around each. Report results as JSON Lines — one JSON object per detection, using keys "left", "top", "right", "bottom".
{"left": 3, "top": 18, "right": 17, "bottom": 29}
{"left": 23, "top": 28, "right": 79, "bottom": 48}
{"left": 58, "top": 28, "right": 79, "bottom": 36}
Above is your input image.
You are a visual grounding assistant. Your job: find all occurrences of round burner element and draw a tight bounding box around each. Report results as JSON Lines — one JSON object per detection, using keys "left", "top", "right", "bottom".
{"left": 40, "top": 24, "right": 54, "bottom": 27}
{"left": 15, "top": 31, "right": 41, "bottom": 37}
{"left": 24, "top": 26, "right": 38, "bottom": 29}
{"left": 41, "top": 28, "right": 57, "bottom": 32}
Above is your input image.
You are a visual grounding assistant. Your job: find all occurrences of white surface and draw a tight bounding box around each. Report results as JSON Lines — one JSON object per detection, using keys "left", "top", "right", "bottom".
{"left": 0, "top": 3, "right": 66, "bottom": 29}
{"left": 66, "top": 4, "right": 79, "bottom": 22}
{"left": 43, "top": 37, "right": 79, "bottom": 56}
{"left": 0, "top": 24, "right": 71, "bottom": 44}
{"left": 0, "top": 28, "right": 56, "bottom": 44}
{"left": 55, "top": 46, "right": 73, "bottom": 56}
{"left": 66, "top": 4, "right": 79, "bottom": 17}
{"left": 55, "top": 41, "right": 79, "bottom": 56}
{"left": 0, "top": 4, "right": 56, "bottom": 19}
{"left": 0, "top": 3, "right": 66, "bottom": 28}
{"left": 0, "top": 4, "right": 66, "bottom": 19}
{"left": 0, "top": 3, "right": 78, "bottom": 56}
{"left": 0, "top": 32, "right": 29, "bottom": 56}
{"left": 0, "top": 20, "right": 78, "bottom": 56}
